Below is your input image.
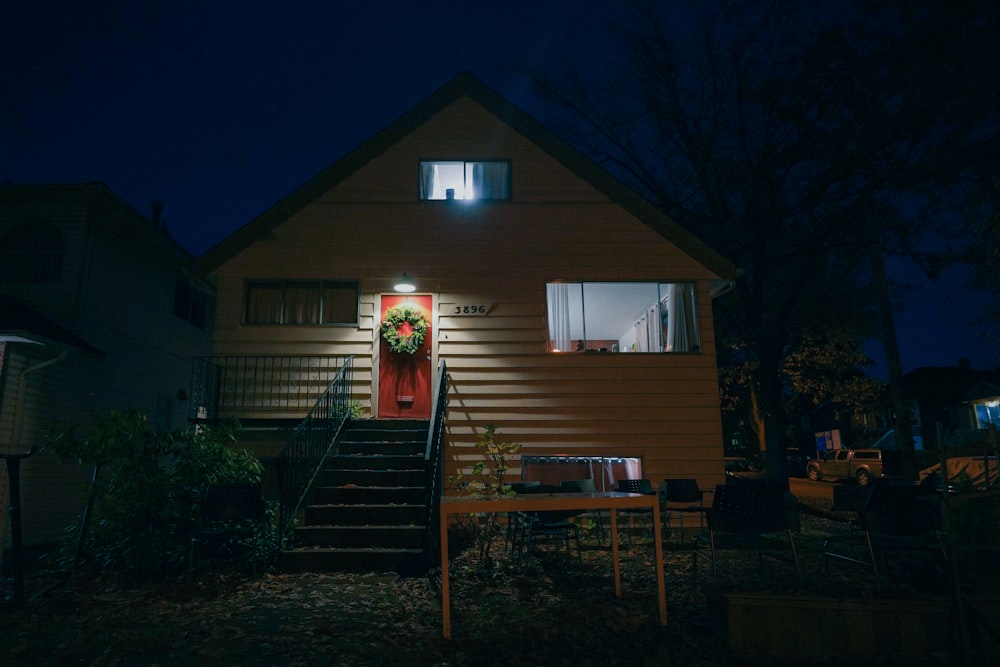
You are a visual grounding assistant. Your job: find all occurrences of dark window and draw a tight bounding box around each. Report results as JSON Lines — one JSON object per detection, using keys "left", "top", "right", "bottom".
{"left": 0, "top": 222, "right": 64, "bottom": 283}
{"left": 419, "top": 160, "right": 510, "bottom": 200}
{"left": 244, "top": 280, "right": 359, "bottom": 325}
{"left": 173, "top": 281, "right": 207, "bottom": 329}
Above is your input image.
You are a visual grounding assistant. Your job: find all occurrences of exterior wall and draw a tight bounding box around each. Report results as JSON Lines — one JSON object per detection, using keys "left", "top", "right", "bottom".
{"left": 211, "top": 97, "right": 729, "bottom": 493}
{"left": 0, "top": 185, "right": 215, "bottom": 550}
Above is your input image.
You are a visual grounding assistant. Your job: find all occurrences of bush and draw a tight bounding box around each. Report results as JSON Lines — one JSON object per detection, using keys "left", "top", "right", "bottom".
{"left": 46, "top": 409, "right": 264, "bottom": 575}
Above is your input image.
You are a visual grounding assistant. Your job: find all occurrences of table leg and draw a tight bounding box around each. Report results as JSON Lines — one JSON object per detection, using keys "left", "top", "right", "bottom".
{"left": 652, "top": 501, "right": 667, "bottom": 625}
{"left": 610, "top": 507, "right": 621, "bottom": 597}
{"left": 440, "top": 505, "right": 451, "bottom": 638}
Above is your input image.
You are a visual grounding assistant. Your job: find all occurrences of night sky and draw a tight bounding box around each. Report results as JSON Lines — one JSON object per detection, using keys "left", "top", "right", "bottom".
{"left": 2, "top": 1, "right": 996, "bottom": 374}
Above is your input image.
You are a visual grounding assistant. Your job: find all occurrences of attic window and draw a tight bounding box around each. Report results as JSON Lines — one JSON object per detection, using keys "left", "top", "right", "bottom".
{"left": 419, "top": 161, "right": 510, "bottom": 200}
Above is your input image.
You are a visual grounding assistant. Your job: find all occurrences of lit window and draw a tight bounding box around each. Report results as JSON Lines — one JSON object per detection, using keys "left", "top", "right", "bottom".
{"left": 0, "top": 222, "right": 64, "bottom": 283}
{"left": 545, "top": 282, "right": 700, "bottom": 353}
{"left": 975, "top": 400, "right": 1000, "bottom": 429}
{"left": 244, "top": 280, "right": 359, "bottom": 325}
{"left": 419, "top": 161, "right": 510, "bottom": 200}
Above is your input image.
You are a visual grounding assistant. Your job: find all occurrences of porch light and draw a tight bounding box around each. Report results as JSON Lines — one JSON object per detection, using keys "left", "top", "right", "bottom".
{"left": 394, "top": 273, "right": 416, "bottom": 293}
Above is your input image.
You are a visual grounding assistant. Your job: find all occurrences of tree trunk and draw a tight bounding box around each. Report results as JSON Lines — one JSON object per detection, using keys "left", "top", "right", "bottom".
{"left": 871, "top": 244, "right": 919, "bottom": 482}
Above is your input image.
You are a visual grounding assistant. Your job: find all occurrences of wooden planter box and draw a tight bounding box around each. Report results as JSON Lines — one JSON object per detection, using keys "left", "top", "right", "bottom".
{"left": 706, "top": 589, "right": 955, "bottom": 659}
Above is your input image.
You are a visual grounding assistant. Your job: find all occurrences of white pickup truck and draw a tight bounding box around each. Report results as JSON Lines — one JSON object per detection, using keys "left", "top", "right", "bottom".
{"left": 805, "top": 449, "right": 900, "bottom": 487}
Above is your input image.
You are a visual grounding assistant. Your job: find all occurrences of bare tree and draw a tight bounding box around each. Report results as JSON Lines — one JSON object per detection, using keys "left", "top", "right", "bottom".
{"left": 530, "top": 0, "right": 1000, "bottom": 481}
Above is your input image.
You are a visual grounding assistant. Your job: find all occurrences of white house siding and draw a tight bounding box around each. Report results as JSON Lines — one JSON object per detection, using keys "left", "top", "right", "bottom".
{"left": 1, "top": 184, "right": 215, "bottom": 550}
{"left": 0, "top": 348, "right": 97, "bottom": 550}
{"left": 209, "top": 94, "right": 730, "bottom": 493}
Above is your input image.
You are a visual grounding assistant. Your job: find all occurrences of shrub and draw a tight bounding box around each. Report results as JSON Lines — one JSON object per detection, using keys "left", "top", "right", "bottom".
{"left": 46, "top": 409, "right": 264, "bottom": 575}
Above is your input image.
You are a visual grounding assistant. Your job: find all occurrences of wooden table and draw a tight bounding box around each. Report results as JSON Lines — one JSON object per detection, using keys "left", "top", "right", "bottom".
{"left": 438, "top": 491, "right": 667, "bottom": 638}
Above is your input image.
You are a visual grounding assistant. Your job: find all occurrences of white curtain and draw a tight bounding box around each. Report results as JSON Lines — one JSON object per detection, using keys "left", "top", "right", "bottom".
{"left": 665, "top": 283, "right": 698, "bottom": 352}
{"left": 546, "top": 283, "right": 572, "bottom": 352}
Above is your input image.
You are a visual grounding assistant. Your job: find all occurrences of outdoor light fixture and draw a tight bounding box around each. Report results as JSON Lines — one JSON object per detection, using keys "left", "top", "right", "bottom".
{"left": 394, "top": 273, "right": 416, "bottom": 293}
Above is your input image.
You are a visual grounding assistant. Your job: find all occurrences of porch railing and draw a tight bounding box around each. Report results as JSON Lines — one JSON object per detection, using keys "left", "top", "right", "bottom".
{"left": 275, "top": 356, "right": 354, "bottom": 538}
{"left": 424, "top": 360, "right": 448, "bottom": 564}
{"left": 189, "top": 355, "right": 349, "bottom": 420}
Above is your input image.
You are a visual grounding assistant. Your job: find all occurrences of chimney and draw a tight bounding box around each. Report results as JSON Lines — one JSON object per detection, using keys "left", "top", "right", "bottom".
{"left": 151, "top": 201, "right": 164, "bottom": 229}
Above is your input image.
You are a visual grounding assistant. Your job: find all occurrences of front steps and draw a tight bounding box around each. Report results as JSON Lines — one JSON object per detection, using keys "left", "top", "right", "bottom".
{"left": 279, "top": 419, "right": 432, "bottom": 575}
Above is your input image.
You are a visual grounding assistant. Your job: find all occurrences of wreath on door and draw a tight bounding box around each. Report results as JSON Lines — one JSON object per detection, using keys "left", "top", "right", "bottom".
{"left": 381, "top": 304, "right": 429, "bottom": 354}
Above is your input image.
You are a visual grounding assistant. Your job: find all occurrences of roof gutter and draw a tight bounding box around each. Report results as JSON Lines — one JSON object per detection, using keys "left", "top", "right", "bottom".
{"left": 709, "top": 279, "right": 737, "bottom": 299}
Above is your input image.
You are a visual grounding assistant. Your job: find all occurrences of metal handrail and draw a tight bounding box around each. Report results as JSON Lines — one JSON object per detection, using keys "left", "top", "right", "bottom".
{"left": 189, "top": 355, "right": 348, "bottom": 420}
{"left": 276, "top": 356, "right": 354, "bottom": 539}
{"left": 424, "top": 360, "right": 448, "bottom": 564}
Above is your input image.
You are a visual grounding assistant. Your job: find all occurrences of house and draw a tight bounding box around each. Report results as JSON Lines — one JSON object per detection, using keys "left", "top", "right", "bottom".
{"left": 194, "top": 72, "right": 739, "bottom": 496}
{"left": 904, "top": 358, "right": 1000, "bottom": 448}
{"left": 0, "top": 183, "right": 214, "bottom": 556}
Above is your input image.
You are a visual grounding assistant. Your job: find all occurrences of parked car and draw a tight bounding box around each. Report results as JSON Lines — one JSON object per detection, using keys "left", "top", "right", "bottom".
{"left": 805, "top": 448, "right": 901, "bottom": 487}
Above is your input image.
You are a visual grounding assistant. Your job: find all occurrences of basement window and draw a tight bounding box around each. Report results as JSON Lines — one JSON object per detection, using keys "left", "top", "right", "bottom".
{"left": 545, "top": 282, "right": 700, "bottom": 353}
{"left": 419, "top": 160, "right": 510, "bottom": 200}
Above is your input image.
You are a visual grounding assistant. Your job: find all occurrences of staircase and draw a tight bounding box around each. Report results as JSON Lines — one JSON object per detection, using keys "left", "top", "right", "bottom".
{"left": 278, "top": 418, "right": 433, "bottom": 575}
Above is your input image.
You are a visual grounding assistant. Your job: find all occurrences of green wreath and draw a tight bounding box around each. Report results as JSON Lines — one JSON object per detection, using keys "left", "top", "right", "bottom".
{"left": 381, "top": 305, "right": 429, "bottom": 354}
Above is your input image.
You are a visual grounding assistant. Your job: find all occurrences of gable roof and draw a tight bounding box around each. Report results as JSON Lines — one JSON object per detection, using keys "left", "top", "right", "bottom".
{"left": 0, "top": 182, "right": 195, "bottom": 265}
{"left": 0, "top": 294, "right": 106, "bottom": 358}
{"left": 195, "top": 71, "right": 739, "bottom": 280}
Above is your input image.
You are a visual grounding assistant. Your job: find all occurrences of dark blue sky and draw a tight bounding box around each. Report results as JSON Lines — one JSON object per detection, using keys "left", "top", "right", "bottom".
{"left": 2, "top": 1, "right": 996, "bottom": 374}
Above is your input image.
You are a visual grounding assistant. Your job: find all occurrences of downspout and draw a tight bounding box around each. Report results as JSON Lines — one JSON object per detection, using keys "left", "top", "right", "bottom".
{"left": 709, "top": 279, "right": 737, "bottom": 299}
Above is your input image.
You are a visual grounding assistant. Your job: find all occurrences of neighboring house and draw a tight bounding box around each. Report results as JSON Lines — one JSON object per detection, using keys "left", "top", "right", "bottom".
{"left": 194, "top": 72, "right": 739, "bottom": 494}
{"left": 904, "top": 358, "right": 1000, "bottom": 448}
{"left": 0, "top": 183, "right": 214, "bottom": 555}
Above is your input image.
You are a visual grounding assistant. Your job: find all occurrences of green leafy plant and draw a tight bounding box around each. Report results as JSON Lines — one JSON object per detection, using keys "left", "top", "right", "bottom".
{"left": 447, "top": 424, "right": 521, "bottom": 571}
{"left": 46, "top": 408, "right": 265, "bottom": 575}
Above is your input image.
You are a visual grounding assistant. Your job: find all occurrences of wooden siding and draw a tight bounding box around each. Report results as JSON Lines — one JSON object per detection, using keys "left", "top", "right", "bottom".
{"left": 210, "top": 95, "right": 729, "bottom": 491}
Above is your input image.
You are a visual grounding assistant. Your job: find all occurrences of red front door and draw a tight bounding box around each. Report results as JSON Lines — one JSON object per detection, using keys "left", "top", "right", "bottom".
{"left": 378, "top": 294, "right": 433, "bottom": 418}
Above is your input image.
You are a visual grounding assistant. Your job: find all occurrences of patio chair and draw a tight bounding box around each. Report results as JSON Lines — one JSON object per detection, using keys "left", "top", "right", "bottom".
{"left": 617, "top": 478, "right": 655, "bottom": 546}
{"left": 659, "top": 478, "right": 710, "bottom": 542}
{"left": 188, "top": 482, "right": 266, "bottom": 581}
{"left": 692, "top": 483, "right": 801, "bottom": 587}
{"left": 823, "top": 482, "right": 947, "bottom": 582}
{"left": 514, "top": 484, "right": 581, "bottom": 561}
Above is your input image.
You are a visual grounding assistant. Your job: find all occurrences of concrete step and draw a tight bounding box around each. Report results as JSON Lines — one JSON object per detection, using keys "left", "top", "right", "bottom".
{"left": 293, "top": 525, "right": 424, "bottom": 549}
{"left": 303, "top": 503, "right": 426, "bottom": 526}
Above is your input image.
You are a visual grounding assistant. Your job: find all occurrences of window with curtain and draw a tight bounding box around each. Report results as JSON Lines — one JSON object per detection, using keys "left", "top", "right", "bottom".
{"left": 545, "top": 282, "right": 700, "bottom": 353}
{"left": 419, "top": 160, "right": 510, "bottom": 200}
{"left": 0, "top": 222, "right": 64, "bottom": 283}
{"left": 244, "top": 280, "right": 359, "bottom": 325}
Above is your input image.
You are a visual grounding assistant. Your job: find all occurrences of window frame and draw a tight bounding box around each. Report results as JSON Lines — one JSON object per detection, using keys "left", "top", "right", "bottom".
{"left": 544, "top": 281, "right": 701, "bottom": 354}
{"left": 243, "top": 279, "right": 360, "bottom": 326}
{"left": 173, "top": 280, "right": 208, "bottom": 329}
{"left": 418, "top": 159, "right": 511, "bottom": 201}
{"left": 0, "top": 222, "right": 65, "bottom": 284}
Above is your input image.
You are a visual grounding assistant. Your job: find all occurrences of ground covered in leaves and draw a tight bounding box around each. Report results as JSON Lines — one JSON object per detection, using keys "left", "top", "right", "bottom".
{"left": 0, "top": 505, "right": 971, "bottom": 666}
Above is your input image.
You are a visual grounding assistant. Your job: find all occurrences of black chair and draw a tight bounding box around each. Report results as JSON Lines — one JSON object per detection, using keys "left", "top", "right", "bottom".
{"left": 692, "top": 483, "right": 801, "bottom": 587}
{"left": 616, "top": 478, "right": 655, "bottom": 546}
{"left": 659, "top": 478, "right": 710, "bottom": 541}
{"left": 188, "top": 482, "right": 266, "bottom": 581}
{"left": 515, "top": 484, "right": 581, "bottom": 561}
{"left": 823, "top": 482, "right": 947, "bottom": 582}
{"left": 561, "top": 478, "right": 605, "bottom": 543}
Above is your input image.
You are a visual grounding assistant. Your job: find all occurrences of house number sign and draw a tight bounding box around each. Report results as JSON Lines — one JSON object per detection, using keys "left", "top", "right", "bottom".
{"left": 452, "top": 304, "right": 488, "bottom": 315}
